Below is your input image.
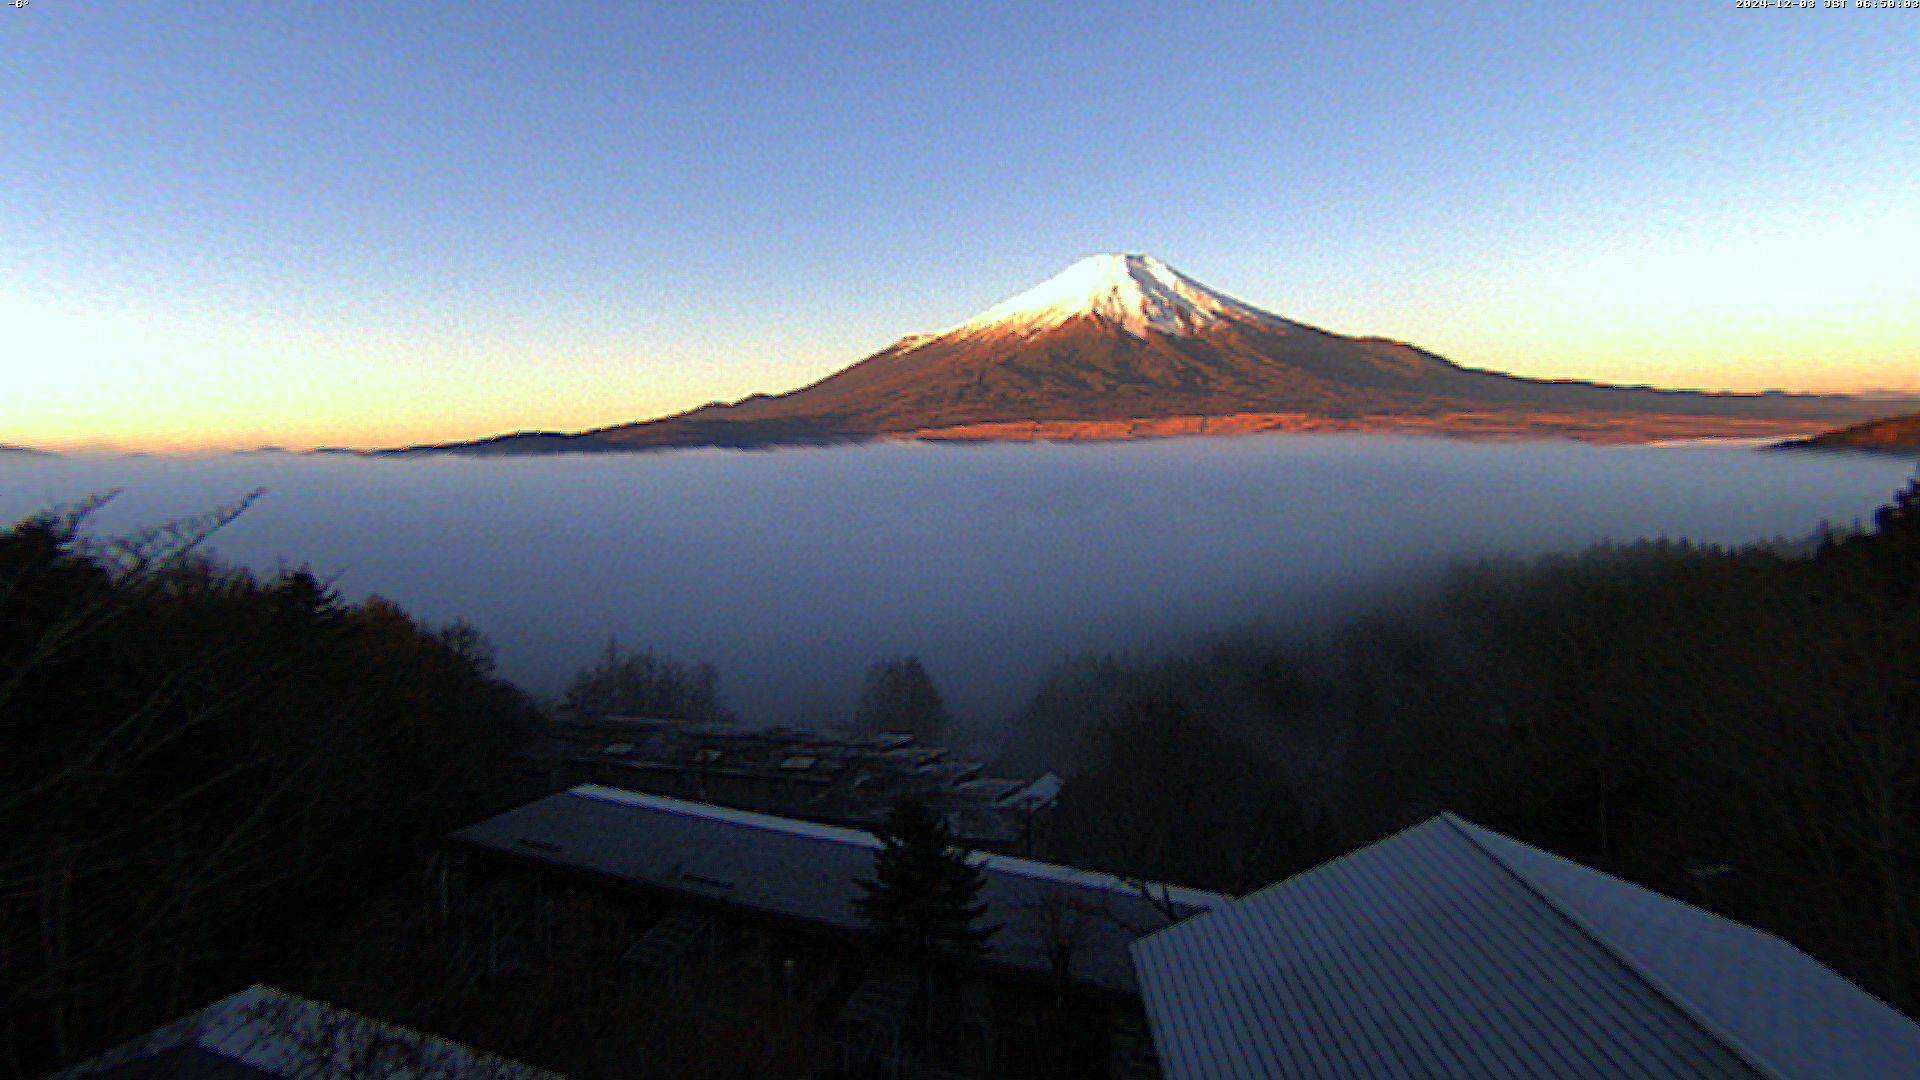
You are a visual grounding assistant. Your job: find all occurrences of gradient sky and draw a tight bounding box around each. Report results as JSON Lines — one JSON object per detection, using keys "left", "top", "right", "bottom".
{"left": 5, "top": 2, "right": 1917, "bottom": 452}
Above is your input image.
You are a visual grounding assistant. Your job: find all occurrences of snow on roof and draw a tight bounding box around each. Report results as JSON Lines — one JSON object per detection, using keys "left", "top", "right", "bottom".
{"left": 50, "top": 986, "right": 564, "bottom": 1080}
{"left": 573, "top": 784, "right": 1222, "bottom": 908}
{"left": 453, "top": 784, "right": 1228, "bottom": 995}
{"left": 1131, "top": 814, "right": 1920, "bottom": 1080}
{"left": 1000, "top": 771, "right": 1064, "bottom": 811}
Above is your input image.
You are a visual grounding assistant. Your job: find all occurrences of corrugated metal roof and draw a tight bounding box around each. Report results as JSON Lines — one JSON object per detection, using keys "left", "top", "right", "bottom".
{"left": 1453, "top": 818, "right": 1920, "bottom": 1080}
{"left": 1132, "top": 814, "right": 1920, "bottom": 1080}
{"left": 452, "top": 784, "right": 1227, "bottom": 995}
{"left": 50, "top": 986, "right": 564, "bottom": 1080}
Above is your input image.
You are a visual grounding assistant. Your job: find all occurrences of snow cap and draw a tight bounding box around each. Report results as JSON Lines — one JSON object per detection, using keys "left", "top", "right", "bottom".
{"left": 943, "top": 253, "right": 1278, "bottom": 341}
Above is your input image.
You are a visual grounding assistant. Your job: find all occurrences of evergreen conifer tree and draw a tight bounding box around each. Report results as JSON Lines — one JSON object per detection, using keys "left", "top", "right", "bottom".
{"left": 269, "top": 567, "right": 347, "bottom": 630}
{"left": 854, "top": 798, "right": 997, "bottom": 966}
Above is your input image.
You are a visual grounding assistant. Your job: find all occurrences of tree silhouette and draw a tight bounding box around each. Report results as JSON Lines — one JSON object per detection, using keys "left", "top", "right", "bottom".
{"left": 0, "top": 497, "right": 534, "bottom": 1077}
{"left": 558, "top": 639, "right": 726, "bottom": 722}
{"left": 269, "top": 567, "right": 347, "bottom": 631}
{"left": 851, "top": 655, "right": 949, "bottom": 743}
{"left": 854, "top": 798, "right": 996, "bottom": 967}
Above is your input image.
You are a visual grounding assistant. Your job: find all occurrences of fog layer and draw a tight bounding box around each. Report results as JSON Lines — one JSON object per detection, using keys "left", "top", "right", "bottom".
{"left": 4, "top": 437, "right": 1912, "bottom": 736}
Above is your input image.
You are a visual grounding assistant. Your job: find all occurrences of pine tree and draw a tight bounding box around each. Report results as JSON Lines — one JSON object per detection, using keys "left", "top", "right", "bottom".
{"left": 269, "top": 566, "right": 347, "bottom": 630}
{"left": 854, "top": 798, "right": 997, "bottom": 966}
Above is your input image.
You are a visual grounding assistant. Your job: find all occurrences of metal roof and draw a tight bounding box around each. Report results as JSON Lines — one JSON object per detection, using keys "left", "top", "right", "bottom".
{"left": 1131, "top": 814, "right": 1920, "bottom": 1080}
{"left": 49, "top": 986, "right": 564, "bottom": 1080}
{"left": 74, "top": 1045, "right": 281, "bottom": 1080}
{"left": 453, "top": 784, "right": 1228, "bottom": 995}
{"left": 1454, "top": 819, "right": 1920, "bottom": 1080}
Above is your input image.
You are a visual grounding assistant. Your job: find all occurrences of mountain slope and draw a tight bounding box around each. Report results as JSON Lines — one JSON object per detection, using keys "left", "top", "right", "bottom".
{"left": 390, "top": 254, "right": 1905, "bottom": 455}
{"left": 1775, "top": 412, "right": 1920, "bottom": 455}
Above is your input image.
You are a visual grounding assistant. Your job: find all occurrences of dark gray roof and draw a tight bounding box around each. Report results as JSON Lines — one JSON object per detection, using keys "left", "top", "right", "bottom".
{"left": 1131, "top": 814, "right": 1920, "bottom": 1080}
{"left": 76, "top": 1046, "right": 279, "bottom": 1080}
{"left": 453, "top": 784, "right": 1228, "bottom": 995}
{"left": 518, "top": 719, "right": 1055, "bottom": 847}
{"left": 50, "top": 986, "right": 564, "bottom": 1080}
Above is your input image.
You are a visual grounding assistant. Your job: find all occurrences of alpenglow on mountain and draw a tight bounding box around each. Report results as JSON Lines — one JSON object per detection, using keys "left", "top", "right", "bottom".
{"left": 917, "top": 253, "right": 1282, "bottom": 341}
{"left": 390, "top": 254, "right": 1900, "bottom": 455}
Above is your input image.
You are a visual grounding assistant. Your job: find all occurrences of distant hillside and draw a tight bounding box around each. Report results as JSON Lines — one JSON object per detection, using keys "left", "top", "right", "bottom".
{"left": 384, "top": 254, "right": 1909, "bottom": 456}
{"left": 1776, "top": 413, "right": 1920, "bottom": 456}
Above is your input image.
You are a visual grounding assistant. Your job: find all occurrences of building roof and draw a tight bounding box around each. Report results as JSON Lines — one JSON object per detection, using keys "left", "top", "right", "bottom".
{"left": 516, "top": 718, "right": 1056, "bottom": 847}
{"left": 50, "top": 986, "right": 563, "bottom": 1080}
{"left": 1130, "top": 814, "right": 1920, "bottom": 1080}
{"left": 452, "top": 784, "right": 1228, "bottom": 995}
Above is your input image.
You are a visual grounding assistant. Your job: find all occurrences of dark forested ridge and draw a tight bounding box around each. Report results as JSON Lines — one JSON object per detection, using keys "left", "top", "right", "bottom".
{"left": 5, "top": 477, "right": 1918, "bottom": 1080}
{"left": 1026, "top": 475, "right": 1920, "bottom": 1016}
{"left": 0, "top": 497, "right": 539, "bottom": 1079}
{"left": 1776, "top": 410, "right": 1920, "bottom": 455}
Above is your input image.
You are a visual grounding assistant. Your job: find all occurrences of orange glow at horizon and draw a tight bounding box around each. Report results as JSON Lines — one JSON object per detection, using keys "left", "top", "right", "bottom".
{"left": 6, "top": 227, "right": 1918, "bottom": 456}
{"left": 1, "top": 292, "right": 838, "bottom": 454}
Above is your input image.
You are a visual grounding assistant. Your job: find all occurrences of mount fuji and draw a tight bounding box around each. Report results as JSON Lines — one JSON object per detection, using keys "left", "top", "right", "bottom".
{"left": 388, "top": 254, "right": 1902, "bottom": 455}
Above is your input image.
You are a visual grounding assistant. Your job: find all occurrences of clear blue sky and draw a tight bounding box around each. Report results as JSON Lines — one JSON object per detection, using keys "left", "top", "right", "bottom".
{"left": 4, "top": 1, "right": 1917, "bottom": 450}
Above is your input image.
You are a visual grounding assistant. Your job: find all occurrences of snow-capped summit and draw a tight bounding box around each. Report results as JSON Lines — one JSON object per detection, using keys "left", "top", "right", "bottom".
{"left": 941, "top": 253, "right": 1280, "bottom": 341}
{"left": 384, "top": 252, "right": 1903, "bottom": 457}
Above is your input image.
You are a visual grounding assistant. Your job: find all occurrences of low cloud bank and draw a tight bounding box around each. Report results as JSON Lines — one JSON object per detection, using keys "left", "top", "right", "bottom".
{"left": 4, "top": 436, "right": 1912, "bottom": 742}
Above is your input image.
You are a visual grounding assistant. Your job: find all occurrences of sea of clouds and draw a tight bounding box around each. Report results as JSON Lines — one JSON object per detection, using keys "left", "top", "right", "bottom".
{"left": 4, "top": 436, "right": 1913, "bottom": 743}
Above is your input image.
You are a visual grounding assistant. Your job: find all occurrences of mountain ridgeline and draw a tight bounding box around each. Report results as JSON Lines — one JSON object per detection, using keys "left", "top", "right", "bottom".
{"left": 387, "top": 254, "right": 1905, "bottom": 455}
{"left": 1777, "top": 411, "right": 1920, "bottom": 456}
